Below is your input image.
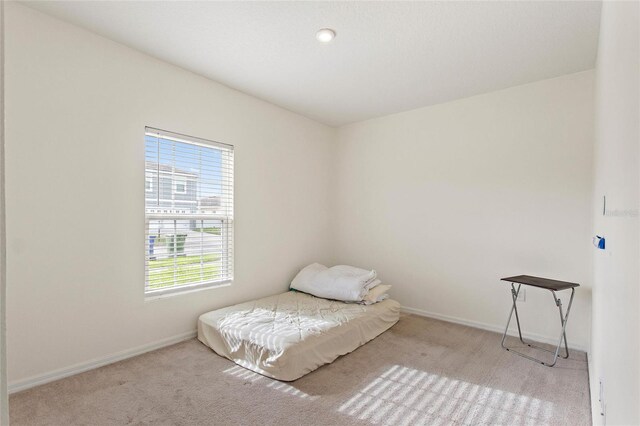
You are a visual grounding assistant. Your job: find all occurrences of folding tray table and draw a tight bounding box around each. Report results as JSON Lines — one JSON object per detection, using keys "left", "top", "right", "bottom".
{"left": 500, "top": 275, "right": 579, "bottom": 367}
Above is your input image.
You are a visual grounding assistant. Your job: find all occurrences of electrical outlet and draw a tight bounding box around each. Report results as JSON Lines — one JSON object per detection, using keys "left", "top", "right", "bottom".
{"left": 517, "top": 288, "right": 526, "bottom": 302}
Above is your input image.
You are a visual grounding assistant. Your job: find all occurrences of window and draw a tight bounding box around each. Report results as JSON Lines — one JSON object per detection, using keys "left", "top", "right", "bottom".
{"left": 144, "top": 127, "right": 234, "bottom": 296}
{"left": 173, "top": 176, "right": 187, "bottom": 194}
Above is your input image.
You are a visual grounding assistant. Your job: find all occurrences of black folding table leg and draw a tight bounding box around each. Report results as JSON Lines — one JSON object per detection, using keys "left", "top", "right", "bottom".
{"left": 553, "top": 291, "right": 571, "bottom": 359}
{"left": 500, "top": 284, "right": 520, "bottom": 351}
{"left": 510, "top": 283, "right": 525, "bottom": 343}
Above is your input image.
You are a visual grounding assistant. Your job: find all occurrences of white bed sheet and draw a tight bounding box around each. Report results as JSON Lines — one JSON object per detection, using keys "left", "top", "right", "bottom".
{"left": 197, "top": 291, "right": 400, "bottom": 381}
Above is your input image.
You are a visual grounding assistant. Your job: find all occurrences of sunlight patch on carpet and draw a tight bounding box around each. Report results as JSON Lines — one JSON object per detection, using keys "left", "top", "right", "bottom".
{"left": 337, "top": 365, "right": 554, "bottom": 425}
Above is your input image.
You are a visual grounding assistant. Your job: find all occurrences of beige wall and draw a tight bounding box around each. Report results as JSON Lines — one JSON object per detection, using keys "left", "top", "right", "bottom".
{"left": 334, "top": 71, "right": 595, "bottom": 349}
{"left": 5, "top": 3, "right": 335, "bottom": 387}
{"left": 590, "top": 1, "right": 639, "bottom": 424}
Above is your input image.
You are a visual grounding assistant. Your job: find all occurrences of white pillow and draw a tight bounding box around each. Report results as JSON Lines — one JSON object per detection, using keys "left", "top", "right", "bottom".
{"left": 363, "top": 284, "right": 392, "bottom": 305}
{"left": 291, "top": 263, "right": 379, "bottom": 302}
{"left": 290, "top": 263, "right": 327, "bottom": 292}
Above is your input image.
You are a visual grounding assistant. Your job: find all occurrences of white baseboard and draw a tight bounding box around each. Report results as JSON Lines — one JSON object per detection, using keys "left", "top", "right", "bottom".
{"left": 9, "top": 308, "right": 588, "bottom": 395}
{"left": 587, "top": 352, "right": 602, "bottom": 426}
{"left": 8, "top": 330, "right": 197, "bottom": 394}
{"left": 401, "top": 305, "right": 588, "bottom": 352}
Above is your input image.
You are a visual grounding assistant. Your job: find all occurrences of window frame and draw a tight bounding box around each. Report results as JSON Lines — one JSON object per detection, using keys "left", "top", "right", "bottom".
{"left": 145, "top": 176, "right": 153, "bottom": 192}
{"left": 144, "top": 127, "right": 234, "bottom": 298}
{"left": 173, "top": 176, "right": 187, "bottom": 194}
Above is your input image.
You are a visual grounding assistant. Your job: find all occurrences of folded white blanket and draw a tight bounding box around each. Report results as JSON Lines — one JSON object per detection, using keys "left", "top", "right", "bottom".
{"left": 362, "top": 284, "right": 392, "bottom": 305}
{"left": 291, "top": 263, "right": 378, "bottom": 302}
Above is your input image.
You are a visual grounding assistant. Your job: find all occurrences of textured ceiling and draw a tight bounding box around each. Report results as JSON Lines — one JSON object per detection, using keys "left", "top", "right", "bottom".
{"left": 24, "top": 1, "right": 601, "bottom": 127}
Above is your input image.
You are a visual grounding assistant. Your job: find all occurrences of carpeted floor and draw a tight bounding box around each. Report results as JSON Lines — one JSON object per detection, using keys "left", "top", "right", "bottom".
{"left": 9, "top": 314, "right": 591, "bottom": 425}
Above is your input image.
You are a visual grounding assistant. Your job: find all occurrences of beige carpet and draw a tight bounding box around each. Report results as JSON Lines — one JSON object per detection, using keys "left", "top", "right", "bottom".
{"left": 9, "top": 314, "right": 591, "bottom": 425}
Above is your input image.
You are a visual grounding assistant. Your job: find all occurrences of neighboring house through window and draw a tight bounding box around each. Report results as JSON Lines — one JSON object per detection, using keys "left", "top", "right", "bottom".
{"left": 144, "top": 127, "right": 234, "bottom": 296}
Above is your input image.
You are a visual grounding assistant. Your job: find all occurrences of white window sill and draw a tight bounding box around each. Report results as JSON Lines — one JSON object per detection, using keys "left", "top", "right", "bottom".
{"left": 144, "top": 280, "right": 232, "bottom": 301}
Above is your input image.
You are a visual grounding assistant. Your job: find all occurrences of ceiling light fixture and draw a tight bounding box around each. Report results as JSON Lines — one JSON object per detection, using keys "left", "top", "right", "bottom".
{"left": 316, "top": 28, "right": 336, "bottom": 43}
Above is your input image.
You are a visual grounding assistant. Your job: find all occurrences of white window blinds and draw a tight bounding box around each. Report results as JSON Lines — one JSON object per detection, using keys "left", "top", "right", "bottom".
{"left": 144, "top": 127, "right": 234, "bottom": 295}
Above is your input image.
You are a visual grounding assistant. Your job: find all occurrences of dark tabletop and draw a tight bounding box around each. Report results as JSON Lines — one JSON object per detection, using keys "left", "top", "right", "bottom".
{"left": 501, "top": 275, "right": 580, "bottom": 291}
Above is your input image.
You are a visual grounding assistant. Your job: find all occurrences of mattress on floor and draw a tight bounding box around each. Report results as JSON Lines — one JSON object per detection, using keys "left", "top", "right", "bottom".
{"left": 197, "top": 290, "right": 400, "bottom": 381}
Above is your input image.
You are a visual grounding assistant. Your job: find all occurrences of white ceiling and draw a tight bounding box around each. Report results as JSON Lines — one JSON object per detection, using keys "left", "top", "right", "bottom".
{"left": 24, "top": 1, "right": 601, "bottom": 127}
